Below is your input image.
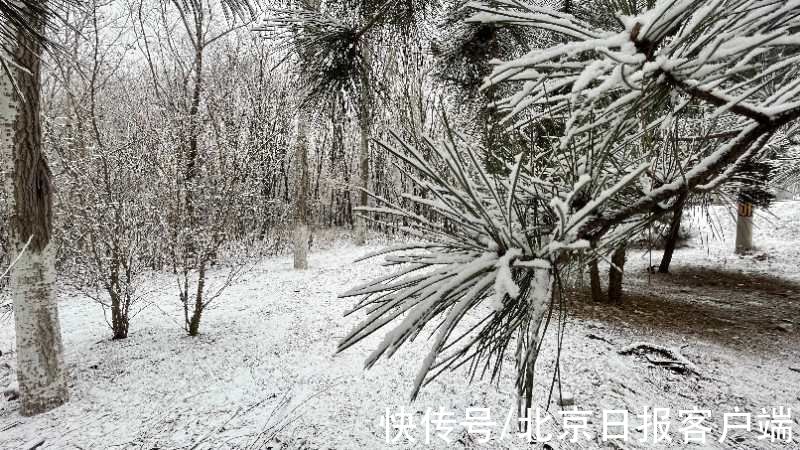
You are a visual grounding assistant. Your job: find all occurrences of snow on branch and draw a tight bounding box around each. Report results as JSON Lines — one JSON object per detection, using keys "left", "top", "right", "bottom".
{"left": 337, "top": 124, "right": 647, "bottom": 403}
{"left": 471, "top": 0, "right": 800, "bottom": 238}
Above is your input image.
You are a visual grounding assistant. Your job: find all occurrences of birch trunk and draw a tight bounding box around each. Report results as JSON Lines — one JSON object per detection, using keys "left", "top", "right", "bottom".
{"left": 735, "top": 201, "right": 753, "bottom": 254}
{"left": 1, "top": 18, "right": 69, "bottom": 415}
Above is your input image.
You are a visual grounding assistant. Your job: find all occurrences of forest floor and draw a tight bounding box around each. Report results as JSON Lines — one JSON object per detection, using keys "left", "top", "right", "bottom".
{"left": 1, "top": 202, "right": 799, "bottom": 449}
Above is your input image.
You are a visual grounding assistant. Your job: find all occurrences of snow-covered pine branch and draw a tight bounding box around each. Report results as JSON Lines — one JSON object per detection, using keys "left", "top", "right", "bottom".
{"left": 471, "top": 0, "right": 800, "bottom": 241}
{"left": 339, "top": 0, "right": 800, "bottom": 411}
{"left": 338, "top": 129, "right": 565, "bottom": 404}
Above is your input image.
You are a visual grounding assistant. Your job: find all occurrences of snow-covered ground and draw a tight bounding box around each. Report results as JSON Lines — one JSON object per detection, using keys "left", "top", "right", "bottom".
{"left": 1, "top": 202, "right": 799, "bottom": 449}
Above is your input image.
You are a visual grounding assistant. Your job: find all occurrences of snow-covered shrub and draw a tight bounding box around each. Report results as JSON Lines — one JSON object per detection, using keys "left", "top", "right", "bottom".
{"left": 54, "top": 135, "right": 161, "bottom": 340}
{"left": 41, "top": 6, "right": 164, "bottom": 339}
{"left": 43, "top": 2, "right": 288, "bottom": 338}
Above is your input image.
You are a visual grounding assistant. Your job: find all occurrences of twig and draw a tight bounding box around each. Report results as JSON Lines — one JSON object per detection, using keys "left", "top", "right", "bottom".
{"left": 188, "top": 407, "right": 242, "bottom": 450}
{"left": 24, "top": 439, "right": 45, "bottom": 450}
{"left": 0, "top": 235, "right": 33, "bottom": 281}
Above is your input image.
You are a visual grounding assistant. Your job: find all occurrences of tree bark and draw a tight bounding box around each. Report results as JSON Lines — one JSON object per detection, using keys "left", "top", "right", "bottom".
{"left": 588, "top": 259, "right": 603, "bottom": 301}
{"left": 658, "top": 191, "right": 688, "bottom": 273}
{"left": 187, "top": 260, "right": 206, "bottom": 336}
{"left": 182, "top": 11, "right": 205, "bottom": 267}
{"left": 293, "top": 116, "right": 309, "bottom": 270}
{"left": 354, "top": 72, "right": 370, "bottom": 246}
{"left": 108, "top": 253, "right": 129, "bottom": 339}
{"left": 1, "top": 14, "right": 69, "bottom": 415}
{"left": 608, "top": 245, "right": 626, "bottom": 304}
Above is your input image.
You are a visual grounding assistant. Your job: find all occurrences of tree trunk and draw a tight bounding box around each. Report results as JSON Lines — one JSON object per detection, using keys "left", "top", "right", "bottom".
{"left": 658, "top": 191, "right": 688, "bottom": 273}
{"left": 608, "top": 245, "right": 627, "bottom": 304}
{"left": 588, "top": 259, "right": 603, "bottom": 301}
{"left": 1, "top": 17, "right": 69, "bottom": 415}
{"left": 108, "top": 254, "right": 128, "bottom": 339}
{"left": 188, "top": 309, "right": 202, "bottom": 337}
{"left": 354, "top": 74, "right": 370, "bottom": 246}
{"left": 293, "top": 116, "right": 309, "bottom": 270}
{"left": 735, "top": 201, "right": 753, "bottom": 254}
{"left": 183, "top": 22, "right": 205, "bottom": 267}
{"left": 187, "top": 261, "right": 206, "bottom": 337}
{"left": 110, "top": 292, "right": 129, "bottom": 340}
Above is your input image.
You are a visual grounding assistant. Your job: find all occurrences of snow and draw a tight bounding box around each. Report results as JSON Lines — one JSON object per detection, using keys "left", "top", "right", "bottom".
{"left": 491, "top": 248, "right": 521, "bottom": 310}
{"left": 1, "top": 201, "right": 800, "bottom": 448}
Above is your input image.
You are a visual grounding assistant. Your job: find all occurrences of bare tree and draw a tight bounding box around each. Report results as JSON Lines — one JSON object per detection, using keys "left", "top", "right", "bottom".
{"left": 134, "top": 0, "right": 269, "bottom": 336}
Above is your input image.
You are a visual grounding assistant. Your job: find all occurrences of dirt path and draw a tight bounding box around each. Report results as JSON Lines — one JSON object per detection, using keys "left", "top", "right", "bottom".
{"left": 570, "top": 265, "right": 800, "bottom": 354}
